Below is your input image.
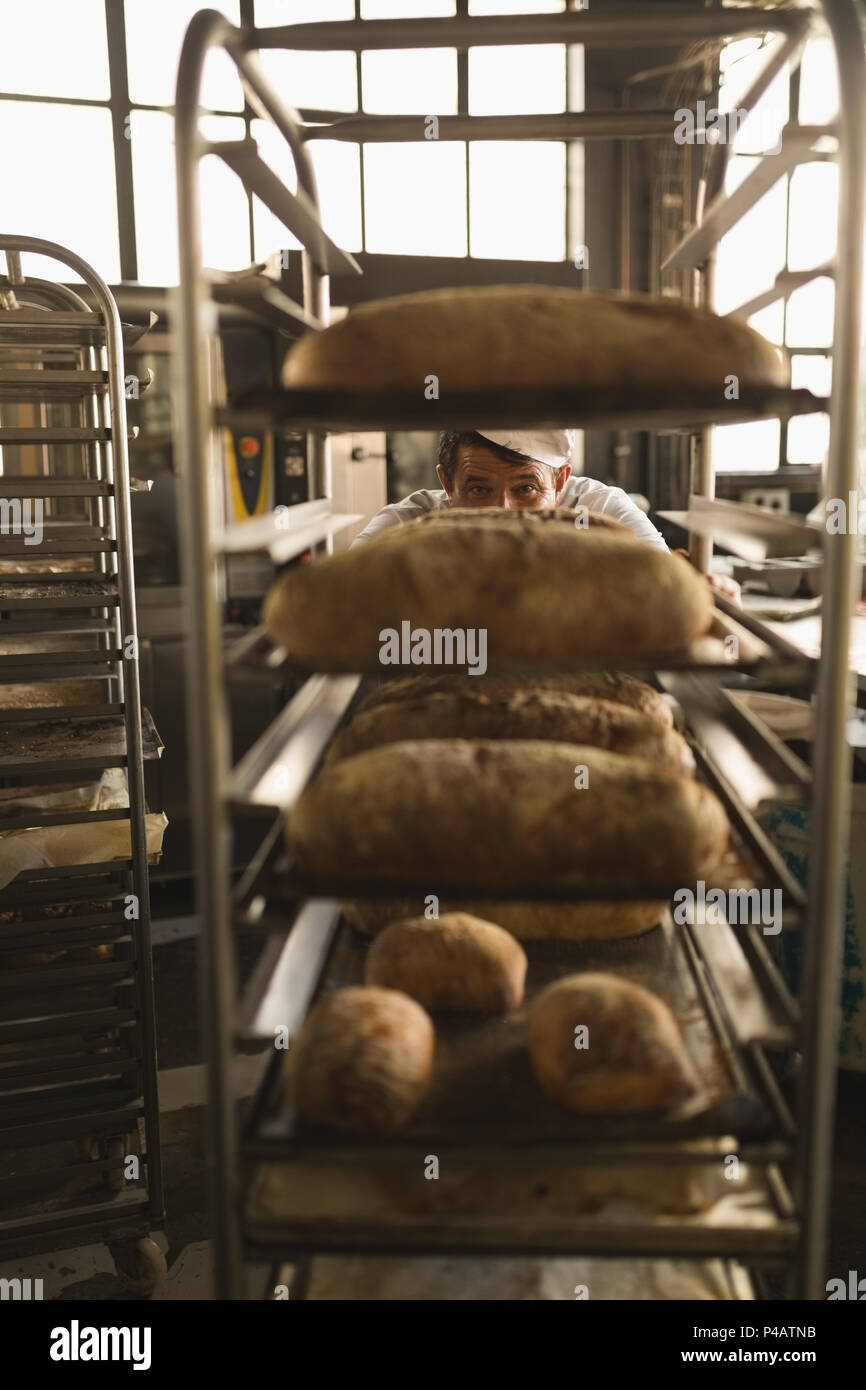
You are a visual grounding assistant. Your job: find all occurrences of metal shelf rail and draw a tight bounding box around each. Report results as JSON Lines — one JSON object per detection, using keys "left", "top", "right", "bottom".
{"left": 0, "top": 238, "right": 165, "bottom": 1278}
{"left": 174, "top": 4, "right": 865, "bottom": 1300}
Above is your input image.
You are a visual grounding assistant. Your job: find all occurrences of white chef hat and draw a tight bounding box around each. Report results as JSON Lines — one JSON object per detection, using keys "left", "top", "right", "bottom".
{"left": 474, "top": 429, "right": 576, "bottom": 468}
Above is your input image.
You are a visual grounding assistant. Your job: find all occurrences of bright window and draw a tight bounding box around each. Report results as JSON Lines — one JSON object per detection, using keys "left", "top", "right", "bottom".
{"left": 469, "top": 0, "right": 565, "bottom": 13}
{"left": 713, "top": 34, "right": 839, "bottom": 471}
{"left": 0, "top": 0, "right": 109, "bottom": 100}
{"left": 469, "top": 46, "right": 566, "bottom": 115}
{"left": 1, "top": 1, "right": 583, "bottom": 281}
{"left": 0, "top": 101, "right": 120, "bottom": 282}
{"left": 362, "top": 49, "right": 458, "bottom": 115}
{"left": 131, "top": 112, "right": 249, "bottom": 284}
{"left": 124, "top": 0, "right": 244, "bottom": 110}
{"left": 469, "top": 141, "right": 565, "bottom": 260}
{"left": 252, "top": 121, "right": 363, "bottom": 257}
{"left": 788, "top": 355, "right": 831, "bottom": 463}
{"left": 361, "top": 1, "right": 456, "bottom": 15}
{"left": 364, "top": 142, "right": 468, "bottom": 256}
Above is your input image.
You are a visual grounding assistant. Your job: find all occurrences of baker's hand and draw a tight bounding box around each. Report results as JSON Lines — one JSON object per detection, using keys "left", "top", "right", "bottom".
{"left": 706, "top": 571, "right": 742, "bottom": 606}
{"left": 672, "top": 548, "right": 742, "bottom": 607}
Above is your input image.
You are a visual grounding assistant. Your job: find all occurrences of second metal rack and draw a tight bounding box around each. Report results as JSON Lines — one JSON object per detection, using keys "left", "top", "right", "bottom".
{"left": 0, "top": 238, "right": 165, "bottom": 1285}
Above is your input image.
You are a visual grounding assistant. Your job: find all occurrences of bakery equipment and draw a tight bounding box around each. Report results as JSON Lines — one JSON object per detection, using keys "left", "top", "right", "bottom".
{"left": 173, "top": 3, "right": 864, "bottom": 1302}
{"left": 0, "top": 239, "right": 165, "bottom": 1291}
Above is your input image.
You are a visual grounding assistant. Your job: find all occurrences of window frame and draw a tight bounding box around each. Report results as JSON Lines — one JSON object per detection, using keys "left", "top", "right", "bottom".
{"left": 0, "top": 0, "right": 581, "bottom": 280}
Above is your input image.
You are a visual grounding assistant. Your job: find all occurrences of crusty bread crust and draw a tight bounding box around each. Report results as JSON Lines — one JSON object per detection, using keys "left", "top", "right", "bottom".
{"left": 263, "top": 518, "right": 714, "bottom": 671}
{"left": 281, "top": 286, "right": 788, "bottom": 394}
{"left": 290, "top": 739, "right": 729, "bottom": 891}
{"left": 527, "top": 972, "right": 698, "bottom": 1114}
{"left": 344, "top": 896, "right": 666, "bottom": 943}
{"left": 328, "top": 688, "right": 694, "bottom": 776}
{"left": 365, "top": 912, "right": 527, "bottom": 1012}
{"left": 360, "top": 672, "right": 674, "bottom": 730}
{"left": 288, "top": 986, "right": 434, "bottom": 1134}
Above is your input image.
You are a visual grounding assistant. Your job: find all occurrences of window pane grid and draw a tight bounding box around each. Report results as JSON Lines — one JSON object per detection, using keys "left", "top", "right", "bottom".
{"left": 3, "top": 5, "right": 584, "bottom": 279}
{"left": 713, "top": 35, "right": 839, "bottom": 473}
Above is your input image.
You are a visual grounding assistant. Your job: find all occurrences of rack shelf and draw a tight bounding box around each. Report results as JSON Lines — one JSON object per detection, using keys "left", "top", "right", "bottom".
{"left": 223, "top": 385, "right": 827, "bottom": 436}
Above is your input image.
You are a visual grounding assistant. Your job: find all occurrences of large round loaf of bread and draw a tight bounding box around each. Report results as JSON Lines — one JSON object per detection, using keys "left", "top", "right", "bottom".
{"left": 281, "top": 287, "right": 787, "bottom": 393}
{"left": 328, "top": 688, "right": 694, "bottom": 776}
{"left": 343, "top": 896, "right": 666, "bottom": 943}
{"left": 361, "top": 672, "right": 674, "bottom": 730}
{"left": 527, "top": 973, "right": 698, "bottom": 1114}
{"left": 288, "top": 986, "right": 434, "bottom": 1134}
{"left": 263, "top": 517, "right": 713, "bottom": 671}
{"left": 290, "top": 739, "right": 728, "bottom": 890}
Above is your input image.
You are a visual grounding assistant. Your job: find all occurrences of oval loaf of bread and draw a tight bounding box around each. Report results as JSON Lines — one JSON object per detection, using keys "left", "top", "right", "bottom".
{"left": 281, "top": 286, "right": 787, "bottom": 394}
{"left": 361, "top": 672, "right": 674, "bottom": 730}
{"left": 365, "top": 913, "right": 527, "bottom": 1012}
{"left": 344, "top": 896, "right": 666, "bottom": 943}
{"left": 527, "top": 973, "right": 698, "bottom": 1114}
{"left": 288, "top": 986, "right": 434, "bottom": 1134}
{"left": 263, "top": 517, "right": 714, "bottom": 671}
{"left": 290, "top": 739, "right": 728, "bottom": 890}
{"left": 329, "top": 688, "right": 694, "bottom": 777}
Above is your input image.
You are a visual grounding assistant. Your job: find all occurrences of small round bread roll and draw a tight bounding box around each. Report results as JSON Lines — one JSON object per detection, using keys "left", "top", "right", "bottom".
{"left": 527, "top": 973, "right": 698, "bottom": 1114}
{"left": 365, "top": 913, "right": 527, "bottom": 1012}
{"left": 288, "top": 986, "right": 434, "bottom": 1134}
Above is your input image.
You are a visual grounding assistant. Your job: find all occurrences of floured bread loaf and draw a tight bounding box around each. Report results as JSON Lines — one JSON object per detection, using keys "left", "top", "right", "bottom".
{"left": 263, "top": 515, "right": 714, "bottom": 672}
{"left": 288, "top": 986, "right": 434, "bottom": 1134}
{"left": 527, "top": 973, "right": 698, "bottom": 1113}
{"left": 290, "top": 739, "right": 728, "bottom": 890}
{"left": 329, "top": 688, "right": 694, "bottom": 776}
{"left": 344, "top": 897, "right": 665, "bottom": 943}
{"left": 361, "top": 672, "right": 674, "bottom": 730}
{"left": 281, "top": 286, "right": 787, "bottom": 394}
{"left": 365, "top": 913, "right": 527, "bottom": 1012}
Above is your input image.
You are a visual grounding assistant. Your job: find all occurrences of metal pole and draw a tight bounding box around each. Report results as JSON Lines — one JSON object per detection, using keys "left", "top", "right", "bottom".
{"left": 227, "top": 42, "right": 332, "bottom": 504}
{"left": 254, "top": 9, "right": 804, "bottom": 52}
{"left": 797, "top": 0, "right": 866, "bottom": 1300}
{"left": 305, "top": 111, "right": 679, "bottom": 142}
{"left": 174, "top": 10, "right": 245, "bottom": 1300}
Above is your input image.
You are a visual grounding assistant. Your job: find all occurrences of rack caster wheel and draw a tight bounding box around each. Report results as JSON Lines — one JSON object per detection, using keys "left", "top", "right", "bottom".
{"left": 110, "top": 1238, "right": 166, "bottom": 1296}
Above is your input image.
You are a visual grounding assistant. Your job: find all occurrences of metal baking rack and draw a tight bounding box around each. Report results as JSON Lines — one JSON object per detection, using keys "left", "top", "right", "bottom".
{"left": 0, "top": 238, "right": 165, "bottom": 1288}
{"left": 174, "top": 4, "right": 864, "bottom": 1300}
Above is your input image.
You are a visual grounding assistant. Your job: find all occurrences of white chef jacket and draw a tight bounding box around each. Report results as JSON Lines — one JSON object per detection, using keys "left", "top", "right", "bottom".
{"left": 352, "top": 475, "right": 668, "bottom": 550}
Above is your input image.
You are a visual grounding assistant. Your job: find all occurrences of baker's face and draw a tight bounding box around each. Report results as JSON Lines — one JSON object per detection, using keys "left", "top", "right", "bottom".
{"left": 437, "top": 444, "right": 570, "bottom": 510}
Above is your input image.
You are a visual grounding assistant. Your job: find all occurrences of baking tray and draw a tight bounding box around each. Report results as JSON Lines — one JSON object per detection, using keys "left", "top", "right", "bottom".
{"left": 244, "top": 911, "right": 780, "bottom": 1156}
{"left": 245, "top": 1158, "right": 796, "bottom": 1260}
{"left": 242, "top": 914, "right": 797, "bottom": 1258}
{"left": 224, "top": 384, "right": 825, "bottom": 435}
{"left": 0, "top": 708, "right": 164, "bottom": 776}
{"left": 0, "top": 579, "right": 119, "bottom": 613}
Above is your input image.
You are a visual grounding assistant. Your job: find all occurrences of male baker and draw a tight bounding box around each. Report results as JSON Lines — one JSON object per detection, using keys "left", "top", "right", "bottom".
{"left": 353, "top": 428, "right": 739, "bottom": 601}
